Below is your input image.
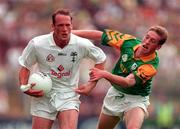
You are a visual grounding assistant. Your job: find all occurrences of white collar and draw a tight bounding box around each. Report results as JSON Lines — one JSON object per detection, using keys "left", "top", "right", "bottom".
{"left": 49, "top": 32, "right": 75, "bottom": 47}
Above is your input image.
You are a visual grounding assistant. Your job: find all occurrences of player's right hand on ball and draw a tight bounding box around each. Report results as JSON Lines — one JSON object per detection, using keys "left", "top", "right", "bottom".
{"left": 20, "top": 83, "right": 44, "bottom": 97}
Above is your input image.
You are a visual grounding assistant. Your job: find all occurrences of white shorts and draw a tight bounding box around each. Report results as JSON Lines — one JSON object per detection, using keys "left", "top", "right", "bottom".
{"left": 102, "top": 87, "right": 150, "bottom": 119}
{"left": 31, "top": 91, "right": 81, "bottom": 120}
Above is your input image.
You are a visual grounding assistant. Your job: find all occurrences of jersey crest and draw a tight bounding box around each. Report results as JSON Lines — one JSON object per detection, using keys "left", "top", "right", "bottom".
{"left": 70, "top": 51, "right": 78, "bottom": 62}
{"left": 122, "top": 54, "right": 128, "bottom": 62}
{"left": 131, "top": 63, "right": 138, "bottom": 71}
{"left": 46, "top": 54, "right": 55, "bottom": 62}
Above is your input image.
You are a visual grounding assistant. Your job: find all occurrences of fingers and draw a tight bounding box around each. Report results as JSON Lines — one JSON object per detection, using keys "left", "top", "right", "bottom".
{"left": 89, "top": 71, "right": 93, "bottom": 76}
{"left": 90, "top": 67, "right": 98, "bottom": 71}
{"left": 89, "top": 78, "right": 98, "bottom": 82}
{"left": 75, "top": 89, "right": 83, "bottom": 94}
{"left": 75, "top": 86, "right": 89, "bottom": 96}
{"left": 89, "top": 67, "right": 98, "bottom": 74}
{"left": 75, "top": 86, "right": 84, "bottom": 93}
{"left": 75, "top": 90, "right": 89, "bottom": 96}
{"left": 25, "top": 89, "right": 44, "bottom": 97}
{"left": 28, "top": 83, "right": 44, "bottom": 97}
{"left": 89, "top": 67, "right": 101, "bottom": 76}
{"left": 89, "top": 69, "right": 96, "bottom": 79}
{"left": 30, "top": 83, "right": 36, "bottom": 88}
{"left": 29, "top": 89, "right": 44, "bottom": 94}
{"left": 75, "top": 89, "right": 86, "bottom": 95}
{"left": 89, "top": 71, "right": 99, "bottom": 81}
{"left": 29, "top": 93, "right": 43, "bottom": 97}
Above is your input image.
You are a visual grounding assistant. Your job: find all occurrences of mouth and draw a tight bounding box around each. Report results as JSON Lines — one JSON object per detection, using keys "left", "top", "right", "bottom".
{"left": 61, "top": 34, "right": 69, "bottom": 39}
{"left": 62, "top": 33, "right": 68, "bottom": 36}
{"left": 142, "top": 44, "right": 148, "bottom": 49}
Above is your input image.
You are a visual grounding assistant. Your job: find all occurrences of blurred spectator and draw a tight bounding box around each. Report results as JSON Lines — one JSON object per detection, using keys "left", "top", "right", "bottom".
{"left": 0, "top": 1, "right": 179, "bottom": 127}
{"left": 155, "top": 94, "right": 174, "bottom": 129}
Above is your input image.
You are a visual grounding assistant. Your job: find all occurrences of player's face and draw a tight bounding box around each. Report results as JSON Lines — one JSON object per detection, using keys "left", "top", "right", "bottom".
{"left": 140, "top": 31, "right": 162, "bottom": 55}
{"left": 52, "top": 14, "right": 72, "bottom": 46}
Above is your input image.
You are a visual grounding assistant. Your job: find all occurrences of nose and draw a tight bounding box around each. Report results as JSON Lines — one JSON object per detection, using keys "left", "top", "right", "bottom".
{"left": 62, "top": 26, "right": 67, "bottom": 31}
{"left": 145, "top": 38, "right": 151, "bottom": 45}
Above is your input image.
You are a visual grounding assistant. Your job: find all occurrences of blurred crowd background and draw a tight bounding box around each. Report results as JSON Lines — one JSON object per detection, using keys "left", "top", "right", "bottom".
{"left": 0, "top": 0, "right": 180, "bottom": 129}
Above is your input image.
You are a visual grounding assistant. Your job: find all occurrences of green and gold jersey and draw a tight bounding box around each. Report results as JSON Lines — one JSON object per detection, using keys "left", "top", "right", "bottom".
{"left": 101, "top": 29, "right": 159, "bottom": 96}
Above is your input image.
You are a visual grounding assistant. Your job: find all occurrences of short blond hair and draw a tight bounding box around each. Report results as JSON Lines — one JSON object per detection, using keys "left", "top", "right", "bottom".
{"left": 52, "top": 9, "right": 72, "bottom": 25}
{"left": 148, "top": 26, "right": 168, "bottom": 45}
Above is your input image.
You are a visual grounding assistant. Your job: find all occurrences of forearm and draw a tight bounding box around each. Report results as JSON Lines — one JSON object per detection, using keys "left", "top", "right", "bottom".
{"left": 86, "top": 81, "right": 97, "bottom": 90}
{"left": 104, "top": 72, "right": 135, "bottom": 88}
{"left": 72, "top": 30, "right": 103, "bottom": 41}
{"left": 19, "top": 67, "right": 44, "bottom": 97}
{"left": 19, "top": 67, "right": 30, "bottom": 85}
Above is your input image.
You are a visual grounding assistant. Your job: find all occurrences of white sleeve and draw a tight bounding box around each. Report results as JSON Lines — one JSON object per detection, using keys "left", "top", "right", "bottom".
{"left": 84, "top": 40, "right": 106, "bottom": 64}
{"left": 18, "top": 39, "right": 37, "bottom": 69}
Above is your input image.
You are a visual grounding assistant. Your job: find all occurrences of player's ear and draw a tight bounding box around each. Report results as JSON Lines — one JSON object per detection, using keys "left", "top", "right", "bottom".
{"left": 70, "top": 23, "right": 73, "bottom": 30}
{"left": 51, "top": 23, "right": 55, "bottom": 31}
{"left": 156, "top": 44, "right": 162, "bottom": 50}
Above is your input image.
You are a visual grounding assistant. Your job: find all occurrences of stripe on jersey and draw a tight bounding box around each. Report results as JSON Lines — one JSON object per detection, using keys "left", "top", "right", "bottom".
{"left": 105, "top": 29, "right": 136, "bottom": 49}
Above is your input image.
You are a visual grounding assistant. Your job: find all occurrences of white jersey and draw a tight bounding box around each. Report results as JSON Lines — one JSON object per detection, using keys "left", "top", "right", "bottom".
{"left": 19, "top": 33, "right": 106, "bottom": 93}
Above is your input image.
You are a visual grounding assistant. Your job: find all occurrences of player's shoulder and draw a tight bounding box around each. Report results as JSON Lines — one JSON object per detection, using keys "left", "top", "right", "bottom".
{"left": 32, "top": 33, "right": 51, "bottom": 42}
{"left": 30, "top": 33, "right": 52, "bottom": 46}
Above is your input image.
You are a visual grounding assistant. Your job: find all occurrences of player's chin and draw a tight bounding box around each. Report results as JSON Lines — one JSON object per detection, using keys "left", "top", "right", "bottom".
{"left": 62, "top": 39, "right": 70, "bottom": 44}
{"left": 61, "top": 36, "right": 69, "bottom": 41}
{"left": 145, "top": 50, "right": 153, "bottom": 55}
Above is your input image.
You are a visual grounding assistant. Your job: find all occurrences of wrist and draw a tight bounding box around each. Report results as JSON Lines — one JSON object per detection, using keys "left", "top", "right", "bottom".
{"left": 103, "top": 71, "right": 110, "bottom": 79}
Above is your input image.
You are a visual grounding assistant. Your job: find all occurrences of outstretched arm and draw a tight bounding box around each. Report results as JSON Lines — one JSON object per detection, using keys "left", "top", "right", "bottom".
{"left": 72, "top": 30, "right": 103, "bottom": 41}
{"left": 75, "top": 61, "right": 105, "bottom": 95}
{"left": 89, "top": 68, "right": 136, "bottom": 87}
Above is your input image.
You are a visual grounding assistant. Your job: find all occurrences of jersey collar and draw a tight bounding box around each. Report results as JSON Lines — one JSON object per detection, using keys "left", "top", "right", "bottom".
{"left": 49, "top": 32, "right": 75, "bottom": 47}
{"left": 133, "top": 44, "right": 156, "bottom": 62}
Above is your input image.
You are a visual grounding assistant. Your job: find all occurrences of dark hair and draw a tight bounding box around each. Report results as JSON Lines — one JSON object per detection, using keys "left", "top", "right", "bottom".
{"left": 52, "top": 9, "right": 72, "bottom": 25}
{"left": 148, "top": 26, "right": 168, "bottom": 45}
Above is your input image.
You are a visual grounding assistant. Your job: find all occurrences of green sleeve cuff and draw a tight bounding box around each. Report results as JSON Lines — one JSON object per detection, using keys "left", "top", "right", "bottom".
{"left": 101, "top": 29, "right": 110, "bottom": 46}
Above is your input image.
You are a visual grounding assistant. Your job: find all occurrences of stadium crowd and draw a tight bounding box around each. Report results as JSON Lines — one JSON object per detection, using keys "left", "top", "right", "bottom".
{"left": 0, "top": 0, "right": 179, "bottom": 128}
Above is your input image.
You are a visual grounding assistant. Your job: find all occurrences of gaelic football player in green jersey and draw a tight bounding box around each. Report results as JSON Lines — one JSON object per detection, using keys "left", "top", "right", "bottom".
{"left": 74, "top": 26, "right": 168, "bottom": 129}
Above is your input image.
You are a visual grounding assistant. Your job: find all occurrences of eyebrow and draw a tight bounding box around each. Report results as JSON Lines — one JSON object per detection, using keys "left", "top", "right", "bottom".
{"left": 146, "top": 34, "right": 156, "bottom": 39}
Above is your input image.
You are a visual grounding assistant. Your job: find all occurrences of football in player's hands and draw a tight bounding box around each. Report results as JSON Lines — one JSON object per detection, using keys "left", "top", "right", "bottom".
{"left": 20, "top": 72, "right": 52, "bottom": 94}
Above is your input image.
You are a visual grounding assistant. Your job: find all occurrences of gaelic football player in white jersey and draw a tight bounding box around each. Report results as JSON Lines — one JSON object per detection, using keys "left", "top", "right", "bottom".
{"left": 18, "top": 9, "right": 106, "bottom": 129}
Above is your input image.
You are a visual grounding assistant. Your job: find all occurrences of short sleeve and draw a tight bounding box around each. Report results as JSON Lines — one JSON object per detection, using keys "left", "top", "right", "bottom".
{"left": 18, "top": 39, "right": 37, "bottom": 69}
{"left": 83, "top": 40, "right": 106, "bottom": 64}
{"left": 87, "top": 45, "right": 106, "bottom": 64}
{"left": 133, "top": 64, "right": 157, "bottom": 84}
{"left": 101, "top": 29, "right": 136, "bottom": 50}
